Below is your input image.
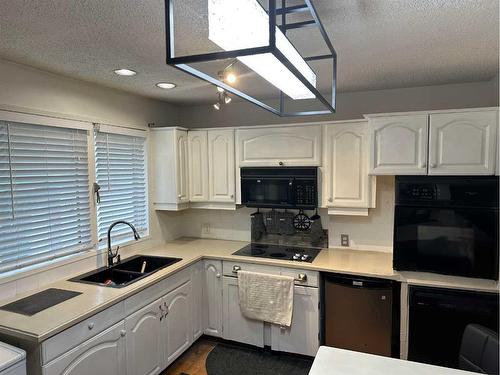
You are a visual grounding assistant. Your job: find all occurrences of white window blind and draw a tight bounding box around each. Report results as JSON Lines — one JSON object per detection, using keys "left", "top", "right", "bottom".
{"left": 94, "top": 129, "right": 148, "bottom": 246}
{"left": 0, "top": 121, "right": 92, "bottom": 273}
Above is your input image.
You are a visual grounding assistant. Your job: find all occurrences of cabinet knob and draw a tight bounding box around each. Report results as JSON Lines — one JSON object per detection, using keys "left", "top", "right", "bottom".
{"left": 279, "top": 161, "right": 284, "bottom": 166}
{"left": 232, "top": 265, "right": 241, "bottom": 273}
{"left": 88, "top": 322, "right": 94, "bottom": 330}
{"left": 420, "top": 162, "right": 426, "bottom": 168}
{"left": 216, "top": 273, "right": 221, "bottom": 278}
{"left": 120, "top": 330, "right": 127, "bottom": 337}
{"left": 430, "top": 163, "right": 436, "bottom": 168}
{"left": 328, "top": 197, "right": 333, "bottom": 203}
{"left": 178, "top": 194, "right": 182, "bottom": 199}
{"left": 230, "top": 194, "right": 234, "bottom": 199}
{"left": 280, "top": 325, "right": 287, "bottom": 331}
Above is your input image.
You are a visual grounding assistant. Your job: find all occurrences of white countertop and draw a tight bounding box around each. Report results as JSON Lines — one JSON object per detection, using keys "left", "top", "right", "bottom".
{"left": 309, "top": 346, "right": 478, "bottom": 375}
{"left": 0, "top": 237, "right": 497, "bottom": 343}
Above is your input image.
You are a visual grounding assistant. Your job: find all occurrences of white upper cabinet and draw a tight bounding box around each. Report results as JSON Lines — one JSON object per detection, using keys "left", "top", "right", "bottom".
{"left": 369, "top": 115, "right": 429, "bottom": 175}
{"left": 208, "top": 129, "right": 235, "bottom": 202}
{"left": 176, "top": 130, "right": 190, "bottom": 203}
{"left": 188, "top": 130, "right": 209, "bottom": 202}
{"left": 324, "top": 121, "right": 376, "bottom": 215}
{"left": 151, "top": 127, "right": 190, "bottom": 210}
{"left": 428, "top": 110, "right": 498, "bottom": 175}
{"left": 236, "top": 125, "right": 322, "bottom": 167}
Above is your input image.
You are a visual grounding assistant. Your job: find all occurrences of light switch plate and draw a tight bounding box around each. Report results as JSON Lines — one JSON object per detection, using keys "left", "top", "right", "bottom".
{"left": 340, "top": 234, "right": 349, "bottom": 247}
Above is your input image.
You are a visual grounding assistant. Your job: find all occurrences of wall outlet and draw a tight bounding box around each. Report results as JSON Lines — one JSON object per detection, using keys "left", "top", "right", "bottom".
{"left": 202, "top": 223, "right": 211, "bottom": 235}
{"left": 340, "top": 234, "right": 350, "bottom": 247}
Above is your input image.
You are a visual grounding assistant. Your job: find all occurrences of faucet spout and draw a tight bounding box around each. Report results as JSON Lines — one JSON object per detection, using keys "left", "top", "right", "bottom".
{"left": 107, "top": 220, "right": 141, "bottom": 267}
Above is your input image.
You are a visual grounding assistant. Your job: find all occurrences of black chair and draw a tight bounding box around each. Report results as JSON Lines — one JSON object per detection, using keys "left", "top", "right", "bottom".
{"left": 459, "top": 324, "right": 499, "bottom": 375}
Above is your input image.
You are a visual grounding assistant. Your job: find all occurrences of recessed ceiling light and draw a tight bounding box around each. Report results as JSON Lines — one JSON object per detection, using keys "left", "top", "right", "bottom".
{"left": 113, "top": 69, "right": 137, "bottom": 76}
{"left": 156, "top": 82, "right": 177, "bottom": 89}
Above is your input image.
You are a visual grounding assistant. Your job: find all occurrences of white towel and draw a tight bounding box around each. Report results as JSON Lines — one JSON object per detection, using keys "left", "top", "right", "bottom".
{"left": 237, "top": 270, "right": 294, "bottom": 327}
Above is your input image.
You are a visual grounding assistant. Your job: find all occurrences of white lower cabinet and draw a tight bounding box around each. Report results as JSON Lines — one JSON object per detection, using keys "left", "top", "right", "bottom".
{"left": 42, "top": 321, "right": 126, "bottom": 375}
{"left": 222, "top": 276, "right": 264, "bottom": 347}
{"left": 163, "top": 280, "right": 193, "bottom": 365}
{"left": 203, "top": 260, "right": 223, "bottom": 337}
{"left": 125, "top": 299, "right": 164, "bottom": 375}
{"left": 271, "top": 286, "right": 319, "bottom": 356}
{"left": 191, "top": 262, "right": 204, "bottom": 340}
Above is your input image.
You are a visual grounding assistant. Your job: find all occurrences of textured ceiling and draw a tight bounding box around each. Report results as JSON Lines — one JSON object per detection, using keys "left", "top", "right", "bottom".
{"left": 0, "top": 0, "right": 498, "bottom": 105}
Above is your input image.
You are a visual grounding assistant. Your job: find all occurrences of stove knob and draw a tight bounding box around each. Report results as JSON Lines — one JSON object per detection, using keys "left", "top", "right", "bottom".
{"left": 301, "top": 254, "right": 309, "bottom": 261}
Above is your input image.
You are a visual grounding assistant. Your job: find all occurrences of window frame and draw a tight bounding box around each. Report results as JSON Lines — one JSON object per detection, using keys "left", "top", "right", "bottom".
{"left": 0, "top": 110, "right": 151, "bottom": 280}
{"left": 93, "top": 123, "right": 150, "bottom": 249}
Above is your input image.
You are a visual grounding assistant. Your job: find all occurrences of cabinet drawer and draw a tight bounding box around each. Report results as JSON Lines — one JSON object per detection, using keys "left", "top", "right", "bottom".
{"left": 42, "top": 301, "right": 125, "bottom": 364}
{"left": 280, "top": 268, "right": 319, "bottom": 287}
{"left": 223, "top": 261, "right": 279, "bottom": 277}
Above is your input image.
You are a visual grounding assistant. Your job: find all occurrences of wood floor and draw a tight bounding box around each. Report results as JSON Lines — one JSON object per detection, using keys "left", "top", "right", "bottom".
{"left": 161, "top": 338, "right": 217, "bottom": 375}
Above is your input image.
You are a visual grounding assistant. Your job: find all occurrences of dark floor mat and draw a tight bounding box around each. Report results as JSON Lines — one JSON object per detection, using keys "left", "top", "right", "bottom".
{"left": 206, "top": 343, "right": 313, "bottom": 375}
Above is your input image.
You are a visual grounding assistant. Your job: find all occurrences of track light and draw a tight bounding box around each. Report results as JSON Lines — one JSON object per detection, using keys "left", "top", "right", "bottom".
{"left": 213, "top": 102, "right": 221, "bottom": 110}
{"left": 224, "top": 96, "right": 232, "bottom": 104}
{"left": 225, "top": 72, "right": 237, "bottom": 84}
{"left": 217, "top": 87, "right": 225, "bottom": 93}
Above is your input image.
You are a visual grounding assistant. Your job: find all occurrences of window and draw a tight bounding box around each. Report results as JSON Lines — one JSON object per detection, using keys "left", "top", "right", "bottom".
{"left": 0, "top": 120, "right": 92, "bottom": 273}
{"left": 94, "top": 126, "right": 148, "bottom": 247}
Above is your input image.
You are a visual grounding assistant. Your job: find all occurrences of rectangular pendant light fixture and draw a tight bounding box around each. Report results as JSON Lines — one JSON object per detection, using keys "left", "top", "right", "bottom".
{"left": 208, "top": 0, "right": 316, "bottom": 100}
{"left": 165, "top": 0, "right": 337, "bottom": 116}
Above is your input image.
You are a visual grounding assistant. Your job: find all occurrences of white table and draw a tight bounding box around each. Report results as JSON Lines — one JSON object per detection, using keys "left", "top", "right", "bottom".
{"left": 309, "top": 346, "right": 479, "bottom": 375}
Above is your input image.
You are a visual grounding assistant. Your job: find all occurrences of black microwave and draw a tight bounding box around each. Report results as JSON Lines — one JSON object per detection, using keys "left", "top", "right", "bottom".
{"left": 393, "top": 176, "right": 499, "bottom": 280}
{"left": 240, "top": 167, "right": 318, "bottom": 209}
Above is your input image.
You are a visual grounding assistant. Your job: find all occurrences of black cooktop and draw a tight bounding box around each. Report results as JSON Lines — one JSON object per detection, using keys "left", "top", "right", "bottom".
{"left": 232, "top": 243, "right": 321, "bottom": 263}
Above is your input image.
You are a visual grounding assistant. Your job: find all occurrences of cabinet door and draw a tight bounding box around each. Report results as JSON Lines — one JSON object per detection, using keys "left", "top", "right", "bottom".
{"left": 175, "top": 129, "right": 189, "bottom": 203}
{"left": 43, "top": 322, "right": 126, "bottom": 375}
{"left": 125, "top": 299, "right": 164, "bottom": 375}
{"left": 203, "top": 260, "right": 223, "bottom": 337}
{"left": 164, "top": 280, "right": 192, "bottom": 365}
{"left": 188, "top": 130, "right": 209, "bottom": 201}
{"left": 208, "top": 129, "right": 235, "bottom": 202}
{"left": 192, "top": 262, "right": 204, "bottom": 340}
{"left": 271, "top": 286, "right": 319, "bottom": 357}
{"left": 222, "top": 277, "right": 264, "bottom": 347}
{"left": 324, "top": 121, "right": 375, "bottom": 210}
{"left": 428, "top": 111, "right": 498, "bottom": 175}
{"left": 369, "top": 115, "right": 428, "bottom": 175}
{"left": 236, "top": 125, "right": 322, "bottom": 167}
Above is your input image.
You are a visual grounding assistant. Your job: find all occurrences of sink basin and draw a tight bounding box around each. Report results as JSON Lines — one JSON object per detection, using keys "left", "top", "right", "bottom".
{"left": 115, "top": 255, "right": 182, "bottom": 274}
{"left": 70, "top": 255, "right": 182, "bottom": 288}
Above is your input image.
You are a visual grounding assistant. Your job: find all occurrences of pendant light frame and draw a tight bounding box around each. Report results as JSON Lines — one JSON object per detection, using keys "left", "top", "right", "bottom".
{"left": 165, "top": 0, "right": 337, "bottom": 116}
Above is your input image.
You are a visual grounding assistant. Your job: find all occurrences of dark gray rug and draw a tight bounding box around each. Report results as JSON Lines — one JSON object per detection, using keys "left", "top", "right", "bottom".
{"left": 206, "top": 343, "right": 313, "bottom": 375}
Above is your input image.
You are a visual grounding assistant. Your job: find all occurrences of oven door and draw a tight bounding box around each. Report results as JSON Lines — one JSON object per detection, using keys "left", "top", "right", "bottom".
{"left": 241, "top": 177, "right": 294, "bottom": 208}
{"left": 393, "top": 206, "right": 499, "bottom": 280}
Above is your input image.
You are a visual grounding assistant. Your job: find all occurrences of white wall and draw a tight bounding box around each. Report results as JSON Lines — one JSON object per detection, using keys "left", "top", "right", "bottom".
{"left": 0, "top": 59, "right": 184, "bottom": 300}
{"left": 177, "top": 77, "right": 499, "bottom": 127}
{"left": 177, "top": 176, "right": 395, "bottom": 252}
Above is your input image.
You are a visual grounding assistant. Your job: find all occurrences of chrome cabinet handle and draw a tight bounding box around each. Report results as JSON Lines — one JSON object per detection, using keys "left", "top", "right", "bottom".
{"left": 88, "top": 322, "right": 94, "bottom": 330}
{"left": 295, "top": 273, "right": 307, "bottom": 282}
{"left": 216, "top": 273, "right": 221, "bottom": 278}
{"left": 120, "top": 330, "right": 126, "bottom": 337}
{"left": 232, "top": 265, "right": 241, "bottom": 273}
{"left": 178, "top": 194, "right": 182, "bottom": 198}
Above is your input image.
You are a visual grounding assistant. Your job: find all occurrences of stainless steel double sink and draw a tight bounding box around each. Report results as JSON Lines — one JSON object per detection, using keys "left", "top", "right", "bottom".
{"left": 70, "top": 255, "right": 182, "bottom": 288}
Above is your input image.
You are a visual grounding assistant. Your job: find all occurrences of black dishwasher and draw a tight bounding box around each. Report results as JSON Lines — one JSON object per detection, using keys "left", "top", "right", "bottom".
{"left": 323, "top": 274, "right": 400, "bottom": 357}
{"left": 408, "top": 286, "right": 499, "bottom": 369}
